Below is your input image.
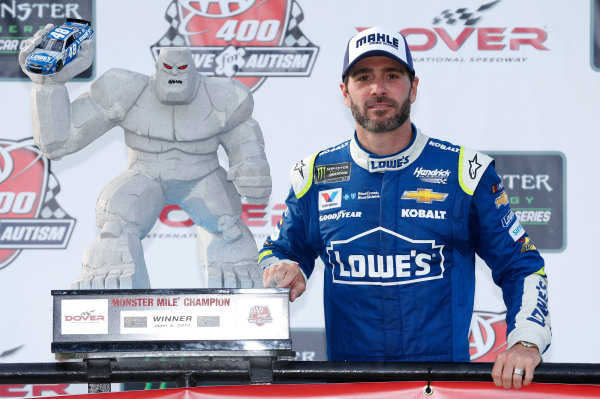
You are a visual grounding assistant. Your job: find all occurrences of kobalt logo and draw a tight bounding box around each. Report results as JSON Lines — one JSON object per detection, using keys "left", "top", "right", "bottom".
{"left": 327, "top": 227, "right": 444, "bottom": 285}
{"left": 401, "top": 208, "right": 447, "bottom": 220}
{"left": 428, "top": 141, "right": 460, "bottom": 152}
{"left": 319, "top": 210, "right": 362, "bottom": 222}
{"left": 0, "top": 138, "right": 75, "bottom": 270}
{"left": 151, "top": 0, "right": 319, "bottom": 91}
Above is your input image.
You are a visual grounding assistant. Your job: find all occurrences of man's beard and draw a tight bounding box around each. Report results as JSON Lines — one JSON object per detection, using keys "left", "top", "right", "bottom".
{"left": 350, "top": 91, "right": 412, "bottom": 133}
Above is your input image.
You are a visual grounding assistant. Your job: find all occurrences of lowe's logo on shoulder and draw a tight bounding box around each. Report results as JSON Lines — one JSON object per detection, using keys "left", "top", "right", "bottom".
{"left": 319, "top": 188, "right": 342, "bottom": 211}
{"left": 429, "top": 141, "right": 460, "bottom": 153}
{"left": 414, "top": 167, "right": 451, "bottom": 184}
{"left": 326, "top": 227, "right": 444, "bottom": 286}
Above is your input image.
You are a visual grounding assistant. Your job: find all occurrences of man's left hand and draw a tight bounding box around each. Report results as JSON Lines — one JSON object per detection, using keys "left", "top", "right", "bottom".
{"left": 491, "top": 342, "right": 541, "bottom": 389}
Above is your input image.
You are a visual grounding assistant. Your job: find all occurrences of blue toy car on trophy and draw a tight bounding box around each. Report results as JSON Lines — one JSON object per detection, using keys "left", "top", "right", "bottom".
{"left": 24, "top": 18, "right": 94, "bottom": 75}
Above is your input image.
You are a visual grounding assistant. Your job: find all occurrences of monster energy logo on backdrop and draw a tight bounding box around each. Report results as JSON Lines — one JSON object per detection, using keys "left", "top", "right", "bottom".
{"left": 486, "top": 151, "right": 565, "bottom": 252}
{"left": 314, "top": 162, "right": 351, "bottom": 184}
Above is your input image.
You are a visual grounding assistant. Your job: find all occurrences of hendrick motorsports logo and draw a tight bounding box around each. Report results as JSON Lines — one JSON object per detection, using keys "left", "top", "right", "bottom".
{"left": 0, "top": 138, "right": 75, "bottom": 270}
{"left": 151, "top": 0, "right": 319, "bottom": 91}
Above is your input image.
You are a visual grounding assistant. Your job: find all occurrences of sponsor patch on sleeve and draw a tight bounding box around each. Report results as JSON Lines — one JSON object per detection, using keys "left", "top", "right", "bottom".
{"left": 491, "top": 181, "right": 504, "bottom": 194}
{"left": 314, "top": 162, "right": 351, "bottom": 184}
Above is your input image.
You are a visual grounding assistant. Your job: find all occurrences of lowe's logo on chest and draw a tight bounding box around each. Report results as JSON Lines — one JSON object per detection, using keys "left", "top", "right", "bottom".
{"left": 368, "top": 155, "right": 410, "bottom": 172}
{"left": 326, "top": 227, "right": 445, "bottom": 285}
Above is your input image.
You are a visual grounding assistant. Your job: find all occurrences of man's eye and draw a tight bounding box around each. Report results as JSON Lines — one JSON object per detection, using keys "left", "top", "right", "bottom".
{"left": 163, "top": 63, "right": 172, "bottom": 69}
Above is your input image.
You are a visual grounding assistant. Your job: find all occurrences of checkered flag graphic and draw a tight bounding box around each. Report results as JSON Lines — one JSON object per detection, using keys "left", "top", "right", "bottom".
{"left": 283, "top": 1, "right": 315, "bottom": 47}
{"left": 154, "top": 0, "right": 186, "bottom": 47}
{"left": 432, "top": 0, "right": 501, "bottom": 26}
{"left": 39, "top": 172, "right": 72, "bottom": 220}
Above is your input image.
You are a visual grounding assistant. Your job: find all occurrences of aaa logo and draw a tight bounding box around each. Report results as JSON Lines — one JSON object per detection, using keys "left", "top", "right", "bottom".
{"left": 151, "top": 0, "right": 319, "bottom": 91}
{"left": 248, "top": 305, "right": 272, "bottom": 326}
{"left": 469, "top": 310, "right": 507, "bottom": 361}
{"left": 0, "top": 138, "right": 75, "bottom": 270}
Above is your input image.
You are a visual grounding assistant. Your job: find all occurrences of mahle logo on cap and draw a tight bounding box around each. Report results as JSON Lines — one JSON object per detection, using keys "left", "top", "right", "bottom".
{"left": 355, "top": 32, "right": 399, "bottom": 51}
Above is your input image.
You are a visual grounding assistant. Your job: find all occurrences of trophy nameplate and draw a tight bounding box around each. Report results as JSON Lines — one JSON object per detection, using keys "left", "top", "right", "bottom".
{"left": 51, "top": 289, "right": 292, "bottom": 359}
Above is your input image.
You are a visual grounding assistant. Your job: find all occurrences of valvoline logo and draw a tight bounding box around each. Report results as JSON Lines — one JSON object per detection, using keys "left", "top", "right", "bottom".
{"left": 318, "top": 188, "right": 342, "bottom": 211}
{"left": 469, "top": 311, "right": 507, "bottom": 361}
{"left": 0, "top": 138, "right": 75, "bottom": 270}
{"left": 326, "top": 227, "right": 445, "bottom": 285}
{"left": 151, "top": 0, "right": 319, "bottom": 91}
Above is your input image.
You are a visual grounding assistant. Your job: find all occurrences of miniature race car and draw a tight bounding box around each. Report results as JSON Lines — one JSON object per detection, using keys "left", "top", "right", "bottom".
{"left": 25, "top": 18, "right": 94, "bottom": 75}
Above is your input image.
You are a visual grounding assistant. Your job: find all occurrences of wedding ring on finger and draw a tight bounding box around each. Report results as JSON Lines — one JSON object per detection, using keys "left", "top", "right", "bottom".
{"left": 513, "top": 368, "right": 524, "bottom": 376}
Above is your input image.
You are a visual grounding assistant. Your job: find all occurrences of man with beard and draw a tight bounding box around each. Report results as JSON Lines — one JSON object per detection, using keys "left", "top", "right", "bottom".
{"left": 259, "top": 27, "right": 550, "bottom": 390}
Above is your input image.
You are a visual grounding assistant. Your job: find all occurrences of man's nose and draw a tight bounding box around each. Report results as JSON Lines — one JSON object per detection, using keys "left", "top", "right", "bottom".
{"left": 370, "top": 77, "right": 387, "bottom": 96}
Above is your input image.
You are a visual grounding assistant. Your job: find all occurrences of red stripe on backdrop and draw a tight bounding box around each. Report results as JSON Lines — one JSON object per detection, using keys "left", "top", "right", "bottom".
{"left": 57, "top": 381, "right": 600, "bottom": 398}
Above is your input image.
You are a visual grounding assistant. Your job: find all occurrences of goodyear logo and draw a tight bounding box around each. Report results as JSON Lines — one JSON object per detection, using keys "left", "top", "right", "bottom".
{"left": 326, "top": 227, "right": 445, "bottom": 285}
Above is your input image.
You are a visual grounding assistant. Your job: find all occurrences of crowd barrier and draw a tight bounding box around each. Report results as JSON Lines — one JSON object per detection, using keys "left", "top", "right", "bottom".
{"left": 1, "top": 359, "right": 600, "bottom": 396}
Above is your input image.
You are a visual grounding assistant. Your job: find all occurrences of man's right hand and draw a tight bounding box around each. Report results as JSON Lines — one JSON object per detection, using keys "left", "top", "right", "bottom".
{"left": 262, "top": 261, "right": 306, "bottom": 302}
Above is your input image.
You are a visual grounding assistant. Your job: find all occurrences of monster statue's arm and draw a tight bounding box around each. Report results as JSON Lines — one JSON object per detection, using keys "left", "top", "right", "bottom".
{"left": 209, "top": 78, "right": 272, "bottom": 205}
{"left": 19, "top": 25, "right": 147, "bottom": 161}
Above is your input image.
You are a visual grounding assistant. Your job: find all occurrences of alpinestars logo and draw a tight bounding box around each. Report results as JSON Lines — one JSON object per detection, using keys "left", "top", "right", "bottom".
{"left": 151, "top": 0, "right": 319, "bottom": 91}
{"left": 0, "top": 139, "right": 75, "bottom": 270}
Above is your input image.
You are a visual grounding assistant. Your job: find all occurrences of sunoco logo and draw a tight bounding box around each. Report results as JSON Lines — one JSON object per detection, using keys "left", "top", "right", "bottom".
{"left": 373, "top": 0, "right": 551, "bottom": 66}
{"left": 151, "top": 0, "right": 319, "bottom": 91}
{"left": 327, "top": 227, "right": 445, "bottom": 286}
{"left": 0, "top": 138, "right": 75, "bottom": 270}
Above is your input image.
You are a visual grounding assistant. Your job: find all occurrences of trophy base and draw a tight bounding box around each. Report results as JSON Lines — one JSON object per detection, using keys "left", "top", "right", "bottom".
{"left": 52, "top": 288, "right": 293, "bottom": 360}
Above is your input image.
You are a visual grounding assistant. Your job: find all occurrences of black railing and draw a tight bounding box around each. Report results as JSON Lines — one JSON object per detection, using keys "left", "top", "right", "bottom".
{"left": 1, "top": 359, "right": 600, "bottom": 393}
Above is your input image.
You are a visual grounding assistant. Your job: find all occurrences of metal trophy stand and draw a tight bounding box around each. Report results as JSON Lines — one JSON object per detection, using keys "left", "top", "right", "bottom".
{"left": 52, "top": 288, "right": 294, "bottom": 392}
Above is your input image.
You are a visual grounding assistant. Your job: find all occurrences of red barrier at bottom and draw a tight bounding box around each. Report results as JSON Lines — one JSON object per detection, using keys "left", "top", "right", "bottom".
{"left": 57, "top": 381, "right": 600, "bottom": 399}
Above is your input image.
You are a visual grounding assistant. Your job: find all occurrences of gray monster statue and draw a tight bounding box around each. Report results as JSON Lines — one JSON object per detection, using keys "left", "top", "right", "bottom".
{"left": 18, "top": 25, "right": 271, "bottom": 290}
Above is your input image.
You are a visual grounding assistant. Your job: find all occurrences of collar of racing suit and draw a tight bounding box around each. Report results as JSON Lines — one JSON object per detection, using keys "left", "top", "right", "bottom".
{"left": 350, "top": 124, "right": 430, "bottom": 173}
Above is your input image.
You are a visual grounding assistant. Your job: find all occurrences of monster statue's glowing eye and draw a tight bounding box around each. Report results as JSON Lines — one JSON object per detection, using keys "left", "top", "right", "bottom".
{"left": 163, "top": 63, "right": 172, "bottom": 69}
{"left": 178, "top": 65, "right": 188, "bottom": 70}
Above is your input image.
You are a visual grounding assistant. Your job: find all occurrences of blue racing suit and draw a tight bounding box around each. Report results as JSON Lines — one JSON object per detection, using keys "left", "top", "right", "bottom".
{"left": 259, "top": 125, "right": 551, "bottom": 361}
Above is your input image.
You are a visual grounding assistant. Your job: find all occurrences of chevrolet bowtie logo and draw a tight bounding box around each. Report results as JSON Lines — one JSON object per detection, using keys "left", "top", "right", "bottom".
{"left": 401, "top": 189, "right": 448, "bottom": 204}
